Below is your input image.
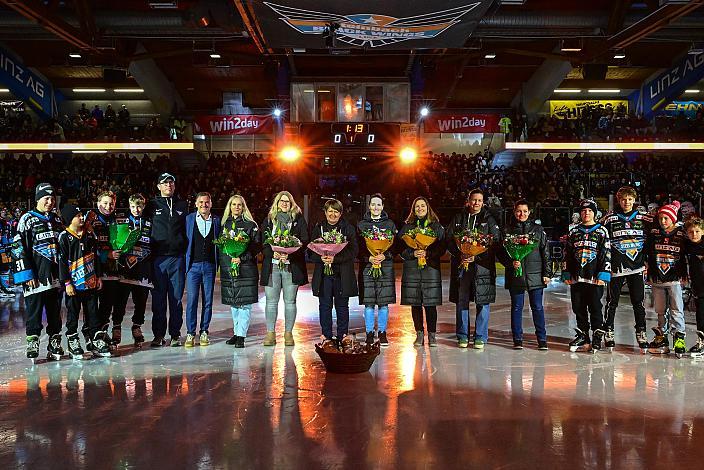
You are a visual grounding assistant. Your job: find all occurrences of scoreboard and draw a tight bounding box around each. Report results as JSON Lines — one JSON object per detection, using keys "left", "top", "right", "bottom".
{"left": 298, "top": 122, "right": 400, "bottom": 152}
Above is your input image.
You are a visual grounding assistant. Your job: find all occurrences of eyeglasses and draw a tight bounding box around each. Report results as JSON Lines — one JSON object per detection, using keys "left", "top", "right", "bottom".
{"left": 279, "top": 199, "right": 291, "bottom": 203}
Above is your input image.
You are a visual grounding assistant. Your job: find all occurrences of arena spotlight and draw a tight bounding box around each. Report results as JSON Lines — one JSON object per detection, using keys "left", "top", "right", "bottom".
{"left": 400, "top": 147, "right": 417, "bottom": 163}
{"left": 420, "top": 107, "right": 429, "bottom": 117}
{"left": 273, "top": 108, "right": 282, "bottom": 117}
{"left": 280, "top": 146, "right": 301, "bottom": 162}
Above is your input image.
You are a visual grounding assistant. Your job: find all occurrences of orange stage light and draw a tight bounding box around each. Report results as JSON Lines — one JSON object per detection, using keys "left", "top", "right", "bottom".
{"left": 280, "top": 146, "right": 301, "bottom": 162}
{"left": 399, "top": 147, "right": 417, "bottom": 163}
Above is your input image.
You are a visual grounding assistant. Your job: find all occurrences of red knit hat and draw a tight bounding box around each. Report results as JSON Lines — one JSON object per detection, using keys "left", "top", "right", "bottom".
{"left": 658, "top": 200, "right": 680, "bottom": 223}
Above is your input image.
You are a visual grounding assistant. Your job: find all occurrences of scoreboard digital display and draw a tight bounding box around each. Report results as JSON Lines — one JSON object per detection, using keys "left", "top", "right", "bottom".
{"left": 331, "top": 123, "right": 375, "bottom": 145}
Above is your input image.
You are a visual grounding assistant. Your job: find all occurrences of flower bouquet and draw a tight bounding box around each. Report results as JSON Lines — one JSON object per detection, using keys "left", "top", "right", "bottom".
{"left": 503, "top": 233, "right": 538, "bottom": 277}
{"left": 109, "top": 223, "right": 142, "bottom": 253}
{"left": 361, "top": 226, "right": 394, "bottom": 278}
{"left": 214, "top": 228, "right": 250, "bottom": 277}
{"left": 264, "top": 229, "right": 302, "bottom": 271}
{"left": 455, "top": 229, "right": 493, "bottom": 271}
{"left": 308, "top": 228, "right": 348, "bottom": 276}
{"left": 401, "top": 221, "right": 437, "bottom": 269}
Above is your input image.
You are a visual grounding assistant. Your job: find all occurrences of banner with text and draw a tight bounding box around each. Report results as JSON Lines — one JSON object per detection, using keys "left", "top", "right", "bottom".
{"left": 423, "top": 113, "right": 499, "bottom": 133}
{"left": 0, "top": 45, "right": 55, "bottom": 118}
{"left": 549, "top": 100, "right": 628, "bottom": 120}
{"left": 662, "top": 100, "right": 704, "bottom": 119}
{"left": 637, "top": 52, "right": 704, "bottom": 119}
{"left": 193, "top": 115, "right": 274, "bottom": 136}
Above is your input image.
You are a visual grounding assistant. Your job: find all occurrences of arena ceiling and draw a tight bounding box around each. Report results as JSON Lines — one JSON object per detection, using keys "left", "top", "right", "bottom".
{"left": 0, "top": 0, "right": 703, "bottom": 111}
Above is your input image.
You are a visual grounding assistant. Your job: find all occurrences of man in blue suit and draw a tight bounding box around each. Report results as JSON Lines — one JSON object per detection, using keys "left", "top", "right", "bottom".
{"left": 185, "top": 192, "right": 220, "bottom": 347}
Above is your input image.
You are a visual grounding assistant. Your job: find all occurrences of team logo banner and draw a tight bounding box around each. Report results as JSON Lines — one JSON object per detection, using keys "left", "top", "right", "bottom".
{"left": 193, "top": 115, "right": 274, "bottom": 136}
{"left": 423, "top": 113, "right": 500, "bottom": 133}
{"left": 549, "top": 100, "right": 629, "bottom": 120}
{"left": 254, "top": 1, "right": 497, "bottom": 49}
{"left": 662, "top": 101, "right": 704, "bottom": 119}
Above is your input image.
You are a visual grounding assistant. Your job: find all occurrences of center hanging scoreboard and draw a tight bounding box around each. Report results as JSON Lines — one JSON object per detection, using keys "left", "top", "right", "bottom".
{"left": 298, "top": 123, "right": 400, "bottom": 152}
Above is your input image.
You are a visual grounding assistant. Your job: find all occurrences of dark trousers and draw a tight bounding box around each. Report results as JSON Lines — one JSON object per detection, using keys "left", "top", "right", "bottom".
{"left": 152, "top": 255, "right": 185, "bottom": 338}
{"left": 114, "top": 283, "right": 149, "bottom": 326}
{"left": 65, "top": 290, "right": 99, "bottom": 338}
{"left": 605, "top": 273, "right": 646, "bottom": 331}
{"left": 570, "top": 283, "right": 604, "bottom": 333}
{"left": 97, "top": 280, "right": 120, "bottom": 330}
{"left": 319, "top": 274, "right": 350, "bottom": 339}
{"left": 696, "top": 297, "right": 704, "bottom": 332}
{"left": 412, "top": 305, "right": 437, "bottom": 333}
{"left": 510, "top": 288, "right": 547, "bottom": 342}
{"left": 24, "top": 288, "right": 62, "bottom": 337}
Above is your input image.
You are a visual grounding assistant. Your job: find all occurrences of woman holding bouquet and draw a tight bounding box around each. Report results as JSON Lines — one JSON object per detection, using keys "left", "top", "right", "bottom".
{"left": 308, "top": 199, "right": 358, "bottom": 341}
{"left": 220, "top": 195, "right": 260, "bottom": 348}
{"left": 358, "top": 194, "right": 397, "bottom": 346}
{"left": 399, "top": 197, "right": 446, "bottom": 347}
{"left": 259, "top": 191, "right": 309, "bottom": 347}
{"left": 498, "top": 200, "right": 550, "bottom": 350}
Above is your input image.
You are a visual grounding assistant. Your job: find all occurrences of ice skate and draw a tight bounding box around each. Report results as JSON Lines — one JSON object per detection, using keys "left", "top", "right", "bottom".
{"left": 591, "top": 329, "right": 605, "bottom": 353}
{"left": 673, "top": 331, "right": 686, "bottom": 359}
{"left": 569, "top": 328, "right": 591, "bottom": 352}
{"left": 92, "top": 332, "right": 112, "bottom": 358}
{"left": 604, "top": 328, "right": 615, "bottom": 352}
{"left": 46, "top": 334, "right": 64, "bottom": 361}
{"left": 26, "top": 335, "right": 39, "bottom": 363}
{"left": 636, "top": 328, "right": 649, "bottom": 354}
{"left": 131, "top": 324, "right": 145, "bottom": 347}
{"left": 688, "top": 331, "right": 704, "bottom": 358}
{"left": 648, "top": 326, "right": 670, "bottom": 354}
{"left": 67, "top": 333, "right": 85, "bottom": 360}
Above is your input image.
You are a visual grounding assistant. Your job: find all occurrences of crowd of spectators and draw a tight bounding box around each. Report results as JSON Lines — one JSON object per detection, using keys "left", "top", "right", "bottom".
{"left": 0, "top": 102, "right": 177, "bottom": 142}
{"left": 527, "top": 104, "right": 704, "bottom": 142}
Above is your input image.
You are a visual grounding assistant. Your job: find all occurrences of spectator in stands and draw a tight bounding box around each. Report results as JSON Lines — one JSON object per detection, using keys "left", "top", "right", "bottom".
{"left": 118, "top": 104, "right": 130, "bottom": 128}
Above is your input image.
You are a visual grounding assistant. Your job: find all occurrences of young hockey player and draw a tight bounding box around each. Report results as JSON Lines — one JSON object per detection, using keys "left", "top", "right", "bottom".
{"left": 647, "top": 201, "right": 687, "bottom": 356}
{"left": 684, "top": 217, "right": 704, "bottom": 357}
{"left": 11, "top": 183, "right": 65, "bottom": 361}
{"left": 57, "top": 204, "right": 110, "bottom": 358}
{"left": 114, "top": 194, "right": 153, "bottom": 346}
{"left": 562, "top": 199, "right": 611, "bottom": 353}
{"left": 87, "top": 191, "right": 124, "bottom": 346}
{"left": 601, "top": 186, "right": 652, "bottom": 351}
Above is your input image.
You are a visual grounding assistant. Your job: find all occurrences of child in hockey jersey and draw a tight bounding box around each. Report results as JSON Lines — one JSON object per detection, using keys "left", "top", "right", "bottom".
{"left": 58, "top": 204, "right": 110, "bottom": 358}
{"left": 562, "top": 199, "right": 611, "bottom": 352}
{"left": 684, "top": 217, "right": 704, "bottom": 357}
{"left": 646, "top": 201, "right": 687, "bottom": 355}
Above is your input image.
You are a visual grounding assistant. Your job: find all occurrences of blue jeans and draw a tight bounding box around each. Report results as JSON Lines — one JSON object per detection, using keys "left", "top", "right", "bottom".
{"left": 456, "top": 304, "right": 491, "bottom": 341}
{"left": 319, "top": 274, "right": 349, "bottom": 339}
{"left": 186, "top": 261, "right": 216, "bottom": 334}
{"left": 364, "top": 305, "right": 389, "bottom": 333}
{"left": 152, "top": 255, "right": 185, "bottom": 338}
{"left": 231, "top": 305, "right": 252, "bottom": 337}
{"left": 510, "top": 288, "right": 547, "bottom": 342}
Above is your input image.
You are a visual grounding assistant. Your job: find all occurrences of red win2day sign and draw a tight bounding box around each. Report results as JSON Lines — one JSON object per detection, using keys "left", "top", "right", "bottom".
{"left": 423, "top": 113, "right": 500, "bottom": 133}
{"left": 193, "top": 115, "right": 274, "bottom": 135}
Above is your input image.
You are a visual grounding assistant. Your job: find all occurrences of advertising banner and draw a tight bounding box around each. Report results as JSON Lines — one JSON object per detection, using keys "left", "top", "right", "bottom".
{"left": 193, "top": 115, "right": 274, "bottom": 136}
{"left": 423, "top": 112, "right": 500, "bottom": 133}
{"left": 253, "top": 1, "right": 497, "bottom": 49}
{"left": 0, "top": 45, "right": 55, "bottom": 117}
{"left": 662, "top": 100, "right": 704, "bottom": 119}
{"left": 637, "top": 52, "right": 704, "bottom": 118}
{"left": 549, "top": 100, "right": 628, "bottom": 120}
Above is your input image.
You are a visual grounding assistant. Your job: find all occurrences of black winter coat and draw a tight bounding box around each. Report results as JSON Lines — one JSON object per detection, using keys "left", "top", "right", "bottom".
{"left": 309, "top": 219, "right": 359, "bottom": 298}
{"left": 498, "top": 220, "right": 551, "bottom": 292}
{"left": 357, "top": 211, "right": 397, "bottom": 306}
{"left": 447, "top": 209, "right": 501, "bottom": 305}
{"left": 686, "top": 239, "right": 704, "bottom": 297}
{"left": 219, "top": 216, "right": 260, "bottom": 306}
{"left": 259, "top": 213, "right": 309, "bottom": 286}
{"left": 399, "top": 218, "right": 445, "bottom": 306}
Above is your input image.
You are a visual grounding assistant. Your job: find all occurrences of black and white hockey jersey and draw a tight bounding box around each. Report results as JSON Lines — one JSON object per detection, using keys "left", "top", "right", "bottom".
{"left": 601, "top": 209, "right": 652, "bottom": 277}
{"left": 11, "top": 210, "right": 64, "bottom": 296}
{"left": 87, "top": 209, "right": 124, "bottom": 280}
{"left": 57, "top": 228, "right": 101, "bottom": 291}
{"left": 119, "top": 214, "right": 153, "bottom": 288}
{"left": 562, "top": 223, "right": 611, "bottom": 285}
{"left": 647, "top": 225, "right": 687, "bottom": 285}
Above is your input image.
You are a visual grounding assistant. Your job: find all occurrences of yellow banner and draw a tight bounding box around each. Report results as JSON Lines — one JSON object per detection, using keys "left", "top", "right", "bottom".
{"left": 549, "top": 100, "right": 628, "bottom": 120}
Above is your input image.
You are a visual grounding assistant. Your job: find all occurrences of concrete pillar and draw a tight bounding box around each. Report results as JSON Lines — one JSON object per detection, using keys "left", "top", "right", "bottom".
{"left": 512, "top": 58, "right": 573, "bottom": 121}
{"left": 128, "top": 43, "right": 185, "bottom": 118}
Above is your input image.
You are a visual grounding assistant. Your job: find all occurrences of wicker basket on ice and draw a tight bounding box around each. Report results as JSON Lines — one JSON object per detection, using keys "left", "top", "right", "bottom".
{"left": 315, "top": 336, "right": 381, "bottom": 374}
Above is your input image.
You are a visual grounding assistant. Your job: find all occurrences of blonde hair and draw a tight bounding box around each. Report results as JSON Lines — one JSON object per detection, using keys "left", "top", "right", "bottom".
{"left": 222, "top": 194, "right": 257, "bottom": 228}
{"left": 96, "top": 190, "right": 116, "bottom": 202}
{"left": 128, "top": 193, "right": 146, "bottom": 206}
{"left": 267, "top": 190, "right": 302, "bottom": 222}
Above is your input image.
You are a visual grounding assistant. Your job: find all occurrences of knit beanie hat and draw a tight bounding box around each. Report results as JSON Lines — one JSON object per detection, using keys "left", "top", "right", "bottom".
{"left": 35, "top": 183, "right": 55, "bottom": 201}
{"left": 579, "top": 199, "right": 598, "bottom": 216}
{"left": 61, "top": 204, "right": 82, "bottom": 224}
{"left": 658, "top": 201, "right": 680, "bottom": 223}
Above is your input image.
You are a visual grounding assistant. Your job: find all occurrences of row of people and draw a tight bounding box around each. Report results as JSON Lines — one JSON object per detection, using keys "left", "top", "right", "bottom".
{"left": 11, "top": 178, "right": 704, "bottom": 361}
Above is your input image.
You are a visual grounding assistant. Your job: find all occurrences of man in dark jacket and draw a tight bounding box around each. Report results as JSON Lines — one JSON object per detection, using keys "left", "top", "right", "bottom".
{"left": 447, "top": 189, "right": 500, "bottom": 349}
{"left": 144, "top": 172, "right": 188, "bottom": 347}
{"left": 309, "top": 199, "right": 358, "bottom": 340}
{"left": 498, "top": 200, "right": 551, "bottom": 350}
